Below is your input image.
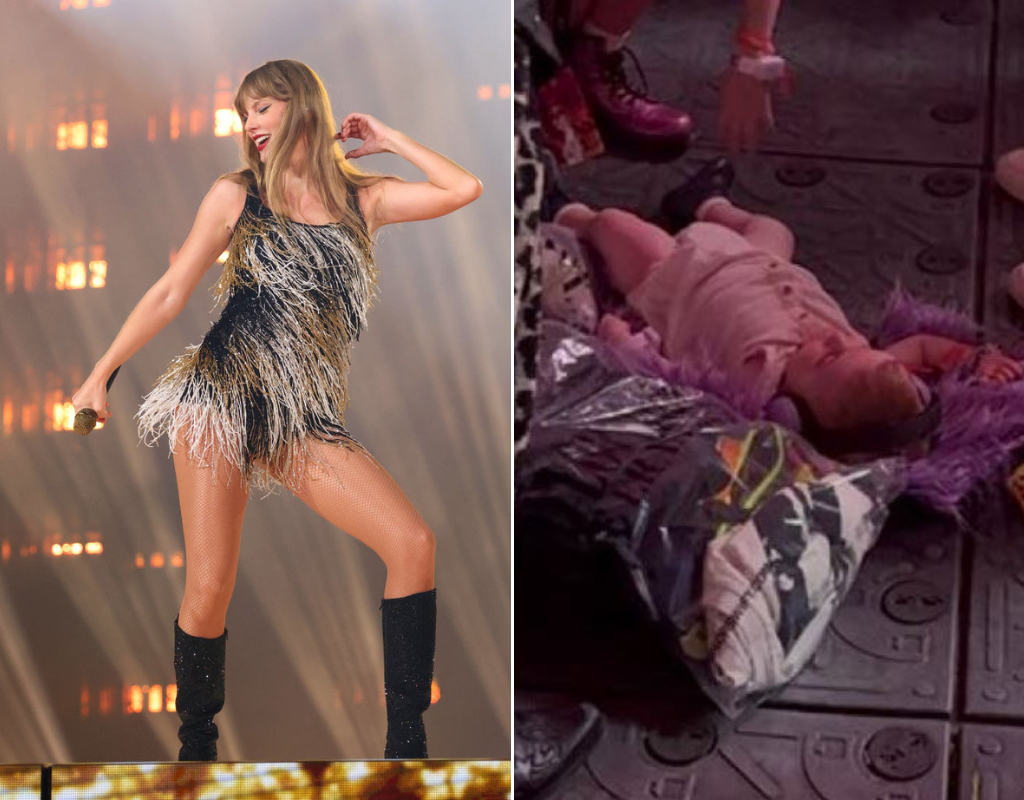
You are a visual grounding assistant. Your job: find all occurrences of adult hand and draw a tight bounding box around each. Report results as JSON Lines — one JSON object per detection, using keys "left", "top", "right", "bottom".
{"left": 975, "top": 349, "right": 1024, "bottom": 384}
{"left": 336, "top": 113, "right": 395, "bottom": 159}
{"left": 71, "top": 380, "right": 111, "bottom": 423}
{"left": 718, "top": 67, "right": 774, "bottom": 153}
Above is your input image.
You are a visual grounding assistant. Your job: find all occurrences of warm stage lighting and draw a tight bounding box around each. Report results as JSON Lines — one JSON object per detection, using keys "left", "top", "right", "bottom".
{"left": 89, "top": 260, "right": 107, "bottom": 288}
{"left": 431, "top": 679, "right": 441, "bottom": 704}
{"left": 150, "top": 553, "right": 165, "bottom": 568}
{"left": 169, "top": 105, "right": 181, "bottom": 140}
{"left": 214, "top": 109, "right": 242, "bottom": 137}
{"left": 68, "top": 261, "right": 87, "bottom": 289}
{"left": 51, "top": 544, "right": 62, "bottom": 557}
{"left": 69, "top": 121, "right": 88, "bottom": 149}
{"left": 85, "top": 542, "right": 103, "bottom": 554}
{"left": 148, "top": 685, "right": 162, "bottom": 714}
{"left": 56, "top": 123, "right": 69, "bottom": 151}
{"left": 53, "top": 401, "right": 75, "bottom": 431}
{"left": 134, "top": 553, "right": 145, "bottom": 569}
{"left": 91, "top": 119, "right": 108, "bottom": 148}
{"left": 217, "top": 250, "right": 229, "bottom": 263}
{"left": 477, "top": 85, "right": 493, "bottom": 101}
{"left": 2, "top": 399, "right": 12, "bottom": 435}
{"left": 499, "top": 84, "right": 511, "bottom": 98}
{"left": 21, "top": 403, "right": 39, "bottom": 432}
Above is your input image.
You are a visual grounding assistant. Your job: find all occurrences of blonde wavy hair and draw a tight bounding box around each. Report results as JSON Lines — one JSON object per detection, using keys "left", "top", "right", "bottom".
{"left": 221, "top": 59, "right": 387, "bottom": 249}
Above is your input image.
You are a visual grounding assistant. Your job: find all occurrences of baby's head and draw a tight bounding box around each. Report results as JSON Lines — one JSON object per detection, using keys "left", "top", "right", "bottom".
{"left": 783, "top": 336, "right": 933, "bottom": 455}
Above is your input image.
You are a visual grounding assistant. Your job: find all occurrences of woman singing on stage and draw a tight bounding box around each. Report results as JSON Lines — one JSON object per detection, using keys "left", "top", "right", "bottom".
{"left": 70, "top": 59, "right": 482, "bottom": 760}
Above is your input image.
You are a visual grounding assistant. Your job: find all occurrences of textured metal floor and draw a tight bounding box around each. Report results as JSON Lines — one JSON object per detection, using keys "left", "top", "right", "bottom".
{"left": 518, "top": 0, "right": 1024, "bottom": 796}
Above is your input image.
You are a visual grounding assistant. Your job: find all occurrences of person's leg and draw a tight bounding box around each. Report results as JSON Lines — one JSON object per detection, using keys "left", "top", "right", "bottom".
{"left": 171, "top": 429, "right": 249, "bottom": 762}
{"left": 584, "top": 208, "right": 675, "bottom": 295}
{"left": 585, "top": 0, "right": 655, "bottom": 36}
{"left": 175, "top": 447, "right": 249, "bottom": 638}
{"left": 282, "top": 440, "right": 436, "bottom": 758}
{"left": 561, "top": 0, "right": 692, "bottom": 150}
{"left": 697, "top": 198, "right": 795, "bottom": 261}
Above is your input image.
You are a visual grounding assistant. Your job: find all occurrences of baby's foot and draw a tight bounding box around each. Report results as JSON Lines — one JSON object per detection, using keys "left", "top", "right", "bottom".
{"left": 597, "top": 313, "right": 633, "bottom": 343}
{"left": 554, "top": 202, "right": 599, "bottom": 233}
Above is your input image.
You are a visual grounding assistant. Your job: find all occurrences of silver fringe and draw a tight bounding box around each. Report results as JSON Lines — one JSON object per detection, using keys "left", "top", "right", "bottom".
{"left": 136, "top": 200, "right": 381, "bottom": 494}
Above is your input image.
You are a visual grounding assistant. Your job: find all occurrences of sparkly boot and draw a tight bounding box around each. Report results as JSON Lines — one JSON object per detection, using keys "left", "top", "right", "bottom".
{"left": 173, "top": 616, "right": 227, "bottom": 762}
{"left": 381, "top": 588, "right": 437, "bottom": 759}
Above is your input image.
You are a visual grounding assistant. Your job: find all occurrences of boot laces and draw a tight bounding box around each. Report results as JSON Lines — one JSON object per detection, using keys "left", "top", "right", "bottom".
{"left": 597, "top": 45, "right": 651, "bottom": 103}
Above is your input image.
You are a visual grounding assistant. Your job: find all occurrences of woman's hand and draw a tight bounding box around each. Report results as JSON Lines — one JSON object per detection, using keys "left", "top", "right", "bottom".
{"left": 975, "top": 348, "right": 1024, "bottom": 384}
{"left": 71, "top": 379, "right": 111, "bottom": 423}
{"left": 336, "top": 113, "right": 395, "bottom": 159}
{"left": 718, "top": 67, "right": 774, "bottom": 153}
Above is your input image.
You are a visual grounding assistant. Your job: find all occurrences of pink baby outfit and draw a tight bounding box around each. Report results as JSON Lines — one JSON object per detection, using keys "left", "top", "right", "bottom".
{"left": 626, "top": 221, "right": 866, "bottom": 408}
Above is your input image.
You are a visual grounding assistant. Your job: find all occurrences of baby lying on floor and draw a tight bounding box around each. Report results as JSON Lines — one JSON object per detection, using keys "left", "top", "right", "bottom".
{"left": 552, "top": 196, "right": 1023, "bottom": 456}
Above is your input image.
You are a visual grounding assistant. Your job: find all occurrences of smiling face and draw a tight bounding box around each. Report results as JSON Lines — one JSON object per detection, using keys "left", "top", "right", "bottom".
{"left": 783, "top": 334, "right": 924, "bottom": 430}
{"left": 241, "top": 96, "right": 286, "bottom": 162}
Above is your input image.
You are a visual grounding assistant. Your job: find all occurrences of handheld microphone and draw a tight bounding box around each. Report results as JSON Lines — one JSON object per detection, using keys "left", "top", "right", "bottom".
{"left": 73, "top": 366, "right": 121, "bottom": 436}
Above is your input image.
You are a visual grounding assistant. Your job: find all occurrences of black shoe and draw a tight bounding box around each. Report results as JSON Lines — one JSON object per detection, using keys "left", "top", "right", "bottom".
{"left": 514, "top": 693, "right": 603, "bottom": 799}
{"left": 381, "top": 589, "right": 437, "bottom": 759}
{"left": 658, "top": 157, "right": 735, "bottom": 232}
{"left": 174, "top": 617, "right": 227, "bottom": 762}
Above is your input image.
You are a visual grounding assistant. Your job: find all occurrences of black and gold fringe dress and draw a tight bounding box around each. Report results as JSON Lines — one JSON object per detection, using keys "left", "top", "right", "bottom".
{"left": 136, "top": 185, "right": 379, "bottom": 493}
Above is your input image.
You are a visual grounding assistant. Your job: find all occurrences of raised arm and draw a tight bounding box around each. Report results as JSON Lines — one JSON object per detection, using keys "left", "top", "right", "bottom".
{"left": 885, "top": 333, "right": 1024, "bottom": 383}
{"left": 337, "top": 113, "right": 482, "bottom": 235}
{"left": 71, "top": 178, "right": 246, "bottom": 421}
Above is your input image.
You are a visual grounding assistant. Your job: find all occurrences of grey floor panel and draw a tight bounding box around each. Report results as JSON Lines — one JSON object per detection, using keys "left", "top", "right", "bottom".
{"left": 772, "top": 514, "right": 961, "bottom": 714}
{"left": 981, "top": 190, "right": 1024, "bottom": 341}
{"left": 548, "top": 709, "right": 950, "bottom": 800}
{"left": 958, "top": 724, "right": 1024, "bottom": 800}
{"left": 965, "top": 503, "right": 1024, "bottom": 720}
{"left": 995, "top": 0, "right": 1024, "bottom": 157}
{"left": 565, "top": 152, "right": 980, "bottom": 333}
{"left": 630, "top": 0, "right": 990, "bottom": 164}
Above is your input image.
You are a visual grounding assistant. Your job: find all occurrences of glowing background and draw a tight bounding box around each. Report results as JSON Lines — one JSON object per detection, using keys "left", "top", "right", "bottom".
{"left": 0, "top": 0, "right": 509, "bottom": 760}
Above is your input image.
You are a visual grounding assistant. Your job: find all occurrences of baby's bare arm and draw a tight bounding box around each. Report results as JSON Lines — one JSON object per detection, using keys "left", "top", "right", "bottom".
{"left": 883, "top": 334, "right": 974, "bottom": 372}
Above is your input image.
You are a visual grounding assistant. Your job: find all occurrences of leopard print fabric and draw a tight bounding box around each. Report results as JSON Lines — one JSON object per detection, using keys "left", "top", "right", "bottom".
{"left": 514, "top": 26, "right": 547, "bottom": 460}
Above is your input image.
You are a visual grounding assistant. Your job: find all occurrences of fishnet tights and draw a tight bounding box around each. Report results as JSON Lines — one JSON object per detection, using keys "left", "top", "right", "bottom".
{"left": 174, "top": 434, "right": 435, "bottom": 639}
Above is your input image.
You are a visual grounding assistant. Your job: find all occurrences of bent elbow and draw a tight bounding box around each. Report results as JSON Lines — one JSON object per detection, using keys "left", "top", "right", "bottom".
{"left": 158, "top": 285, "right": 187, "bottom": 318}
{"left": 456, "top": 178, "right": 483, "bottom": 207}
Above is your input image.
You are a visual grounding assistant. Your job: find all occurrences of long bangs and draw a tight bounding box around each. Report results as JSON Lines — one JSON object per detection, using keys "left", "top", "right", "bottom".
{"left": 233, "top": 67, "right": 289, "bottom": 118}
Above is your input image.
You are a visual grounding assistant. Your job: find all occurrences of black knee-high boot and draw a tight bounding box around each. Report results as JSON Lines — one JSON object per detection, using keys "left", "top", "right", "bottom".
{"left": 381, "top": 588, "right": 437, "bottom": 759}
{"left": 173, "top": 616, "right": 227, "bottom": 761}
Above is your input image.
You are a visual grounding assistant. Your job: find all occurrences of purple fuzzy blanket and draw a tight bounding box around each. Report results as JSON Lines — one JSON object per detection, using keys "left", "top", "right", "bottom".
{"left": 876, "top": 289, "right": 1024, "bottom": 517}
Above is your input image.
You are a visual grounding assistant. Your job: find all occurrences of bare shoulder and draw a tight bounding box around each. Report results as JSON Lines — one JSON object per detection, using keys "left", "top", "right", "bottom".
{"left": 203, "top": 178, "right": 249, "bottom": 234}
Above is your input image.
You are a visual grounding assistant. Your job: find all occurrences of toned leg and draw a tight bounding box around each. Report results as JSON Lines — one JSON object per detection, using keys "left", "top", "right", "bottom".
{"left": 585, "top": 208, "right": 676, "bottom": 295}
{"left": 174, "top": 438, "right": 249, "bottom": 639}
{"left": 285, "top": 440, "right": 435, "bottom": 598}
{"left": 698, "top": 198, "right": 796, "bottom": 261}
{"left": 283, "top": 439, "right": 436, "bottom": 758}
{"left": 171, "top": 427, "right": 248, "bottom": 762}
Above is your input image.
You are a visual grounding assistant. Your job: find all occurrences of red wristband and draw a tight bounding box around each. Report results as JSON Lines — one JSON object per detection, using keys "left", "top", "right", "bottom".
{"left": 734, "top": 29, "right": 775, "bottom": 56}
